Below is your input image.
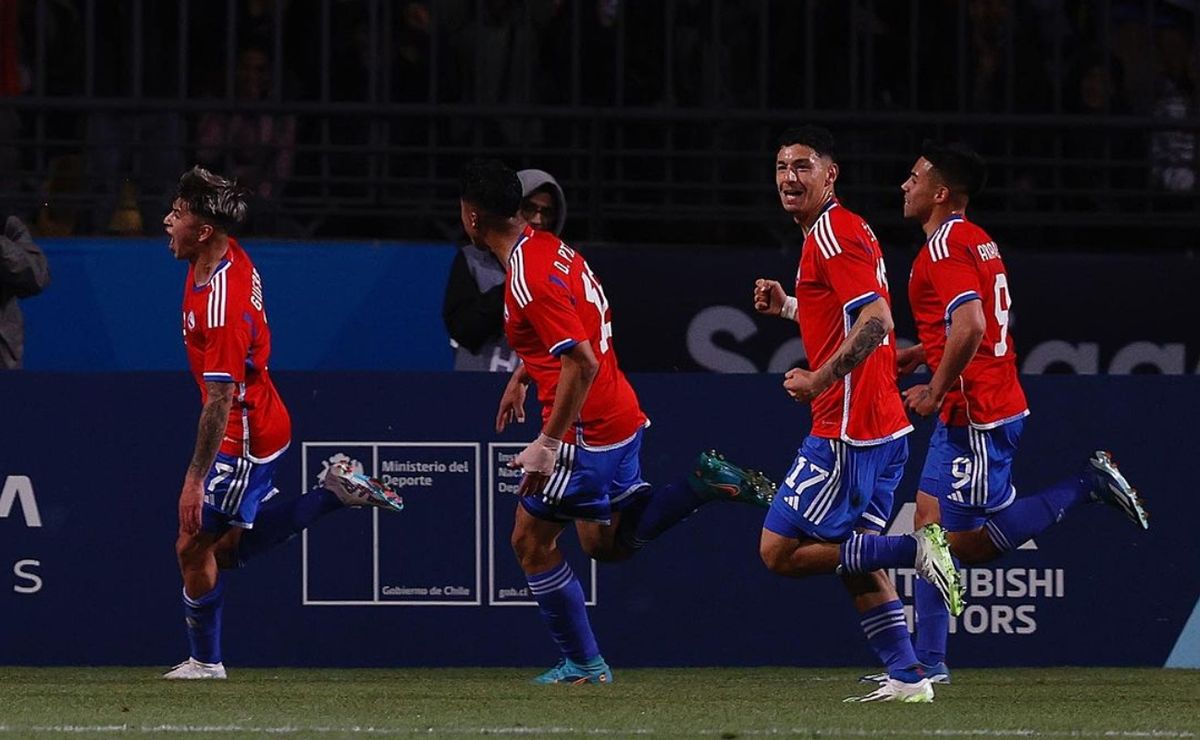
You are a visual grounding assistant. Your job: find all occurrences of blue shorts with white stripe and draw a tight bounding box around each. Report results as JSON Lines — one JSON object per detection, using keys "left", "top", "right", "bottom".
{"left": 521, "top": 428, "right": 649, "bottom": 525}
{"left": 919, "top": 418, "right": 1023, "bottom": 532}
{"left": 200, "top": 451, "right": 282, "bottom": 532}
{"left": 763, "top": 435, "right": 907, "bottom": 542}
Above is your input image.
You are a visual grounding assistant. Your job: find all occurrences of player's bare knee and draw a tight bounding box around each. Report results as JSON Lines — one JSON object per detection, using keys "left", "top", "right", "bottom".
{"left": 760, "top": 541, "right": 798, "bottom": 576}
{"left": 510, "top": 530, "right": 554, "bottom": 571}
{"left": 948, "top": 529, "right": 996, "bottom": 565}
{"left": 213, "top": 545, "right": 240, "bottom": 570}
{"left": 914, "top": 492, "right": 940, "bottom": 529}
{"left": 583, "top": 540, "right": 632, "bottom": 563}
{"left": 175, "top": 533, "right": 210, "bottom": 571}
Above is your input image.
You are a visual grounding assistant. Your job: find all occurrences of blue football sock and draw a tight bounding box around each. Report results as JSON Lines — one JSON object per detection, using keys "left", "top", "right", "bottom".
{"left": 183, "top": 579, "right": 225, "bottom": 664}
{"left": 236, "top": 488, "right": 343, "bottom": 565}
{"left": 914, "top": 573, "right": 951, "bottom": 666}
{"left": 860, "top": 599, "right": 919, "bottom": 678}
{"left": 985, "top": 475, "right": 1089, "bottom": 553}
{"left": 627, "top": 478, "right": 704, "bottom": 549}
{"left": 527, "top": 561, "right": 599, "bottom": 663}
{"left": 839, "top": 533, "right": 918, "bottom": 574}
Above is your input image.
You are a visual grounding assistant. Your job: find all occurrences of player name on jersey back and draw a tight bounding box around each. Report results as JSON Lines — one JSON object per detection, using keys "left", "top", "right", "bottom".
{"left": 503, "top": 227, "right": 646, "bottom": 448}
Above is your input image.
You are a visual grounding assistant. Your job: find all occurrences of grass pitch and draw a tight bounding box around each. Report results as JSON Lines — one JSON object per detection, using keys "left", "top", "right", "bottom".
{"left": 0, "top": 667, "right": 1196, "bottom": 738}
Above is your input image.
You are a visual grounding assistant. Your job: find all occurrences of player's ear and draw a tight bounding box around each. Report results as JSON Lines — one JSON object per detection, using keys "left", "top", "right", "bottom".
{"left": 826, "top": 161, "right": 840, "bottom": 188}
{"left": 197, "top": 222, "right": 214, "bottom": 244}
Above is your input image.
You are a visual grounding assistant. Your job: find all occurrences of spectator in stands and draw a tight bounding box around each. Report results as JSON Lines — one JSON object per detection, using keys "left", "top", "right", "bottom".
{"left": 443, "top": 168, "right": 566, "bottom": 371}
{"left": 443, "top": 0, "right": 558, "bottom": 145}
{"left": 1150, "top": 14, "right": 1197, "bottom": 193}
{"left": 516, "top": 168, "right": 567, "bottom": 235}
{"left": 0, "top": 215, "right": 50, "bottom": 369}
{"left": 1063, "top": 50, "right": 1140, "bottom": 213}
{"left": 196, "top": 43, "right": 296, "bottom": 201}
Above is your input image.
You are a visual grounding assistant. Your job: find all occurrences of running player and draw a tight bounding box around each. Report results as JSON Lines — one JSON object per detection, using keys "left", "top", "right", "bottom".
{"left": 751, "top": 126, "right": 961, "bottom": 703}
{"left": 461, "top": 158, "right": 774, "bottom": 685}
{"left": 876, "top": 141, "right": 1149, "bottom": 685}
{"left": 162, "top": 166, "right": 402, "bottom": 679}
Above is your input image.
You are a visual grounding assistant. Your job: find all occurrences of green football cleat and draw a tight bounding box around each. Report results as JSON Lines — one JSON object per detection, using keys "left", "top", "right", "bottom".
{"left": 914, "top": 523, "right": 965, "bottom": 618}
{"left": 689, "top": 450, "right": 777, "bottom": 509}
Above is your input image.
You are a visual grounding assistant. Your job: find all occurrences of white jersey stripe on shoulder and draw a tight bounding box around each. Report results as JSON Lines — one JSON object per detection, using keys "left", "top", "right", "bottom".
{"left": 815, "top": 214, "right": 841, "bottom": 258}
{"left": 511, "top": 235, "right": 534, "bottom": 306}
{"left": 509, "top": 248, "right": 524, "bottom": 306}
{"left": 938, "top": 220, "right": 958, "bottom": 261}
{"left": 516, "top": 247, "right": 534, "bottom": 307}
{"left": 511, "top": 247, "right": 533, "bottom": 307}
{"left": 206, "top": 273, "right": 220, "bottom": 328}
{"left": 217, "top": 271, "right": 228, "bottom": 328}
{"left": 811, "top": 215, "right": 831, "bottom": 259}
{"left": 928, "top": 223, "right": 949, "bottom": 262}
{"left": 823, "top": 215, "right": 842, "bottom": 255}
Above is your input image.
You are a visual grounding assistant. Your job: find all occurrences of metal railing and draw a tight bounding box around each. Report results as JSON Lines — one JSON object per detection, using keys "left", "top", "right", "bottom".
{"left": 0, "top": 0, "right": 1197, "bottom": 249}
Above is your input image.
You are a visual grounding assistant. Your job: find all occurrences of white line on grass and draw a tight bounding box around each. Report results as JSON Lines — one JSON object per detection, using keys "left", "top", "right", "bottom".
{"left": 1, "top": 726, "right": 1193, "bottom": 737}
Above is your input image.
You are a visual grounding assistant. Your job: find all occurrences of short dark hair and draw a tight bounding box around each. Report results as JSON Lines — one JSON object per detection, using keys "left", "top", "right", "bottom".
{"left": 776, "top": 125, "right": 837, "bottom": 162}
{"left": 460, "top": 158, "right": 522, "bottom": 218}
{"left": 175, "top": 166, "right": 248, "bottom": 233}
{"left": 921, "top": 140, "right": 988, "bottom": 199}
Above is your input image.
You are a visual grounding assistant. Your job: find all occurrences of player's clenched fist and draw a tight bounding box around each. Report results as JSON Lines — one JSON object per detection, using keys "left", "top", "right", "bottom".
{"left": 783, "top": 367, "right": 827, "bottom": 403}
{"left": 753, "top": 278, "right": 786, "bottom": 315}
{"left": 509, "top": 432, "right": 561, "bottom": 495}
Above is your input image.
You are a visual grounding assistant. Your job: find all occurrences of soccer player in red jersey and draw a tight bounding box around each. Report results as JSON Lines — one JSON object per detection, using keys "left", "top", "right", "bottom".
{"left": 752, "top": 127, "right": 962, "bottom": 702}
{"left": 460, "top": 159, "right": 774, "bottom": 685}
{"left": 884, "top": 141, "right": 1149, "bottom": 685}
{"left": 162, "top": 167, "right": 403, "bottom": 679}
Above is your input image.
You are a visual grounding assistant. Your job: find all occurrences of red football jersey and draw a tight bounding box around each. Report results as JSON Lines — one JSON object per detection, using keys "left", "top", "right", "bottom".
{"left": 182, "top": 238, "right": 291, "bottom": 461}
{"left": 794, "top": 200, "right": 912, "bottom": 445}
{"left": 504, "top": 226, "right": 647, "bottom": 448}
{"left": 908, "top": 214, "right": 1029, "bottom": 428}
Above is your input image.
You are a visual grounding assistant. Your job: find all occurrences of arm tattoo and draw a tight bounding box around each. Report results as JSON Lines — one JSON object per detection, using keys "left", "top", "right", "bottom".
{"left": 187, "top": 382, "right": 234, "bottom": 479}
{"left": 829, "top": 316, "right": 887, "bottom": 379}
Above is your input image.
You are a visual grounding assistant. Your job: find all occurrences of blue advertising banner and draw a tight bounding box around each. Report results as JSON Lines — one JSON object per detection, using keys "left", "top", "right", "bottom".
{"left": 19, "top": 239, "right": 1200, "bottom": 375}
{"left": 0, "top": 372, "right": 1194, "bottom": 668}
{"left": 21, "top": 238, "right": 456, "bottom": 371}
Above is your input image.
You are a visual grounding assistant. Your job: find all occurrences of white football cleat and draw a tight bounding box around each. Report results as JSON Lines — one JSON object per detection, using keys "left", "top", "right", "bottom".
{"left": 162, "top": 657, "right": 227, "bottom": 680}
{"left": 861, "top": 661, "right": 951, "bottom": 685}
{"left": 1086, "top": 451, "right": 1149, "bottom": 530}
{"left": 844, "top": 677, "right": 934, "bottom": 703}
{"left": 322, "top": 462, "right": 404, "bottom": 513}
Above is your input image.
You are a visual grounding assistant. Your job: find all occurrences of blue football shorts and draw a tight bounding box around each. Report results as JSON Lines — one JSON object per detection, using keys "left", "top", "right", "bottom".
{"left": 919, "top": 418, "right": 1023, "bottom": 532}
{"left": 521, "top": 428, "right": 650, "bottom": 525}
{"left": 764, "top": 435, "right": 908, "bottom": 542}
{"left": 200, "top": 450, "right": 283, "bottom": 532}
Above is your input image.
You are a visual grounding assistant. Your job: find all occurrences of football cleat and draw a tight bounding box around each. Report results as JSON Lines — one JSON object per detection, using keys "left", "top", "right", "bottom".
{"left": 532, "top": 657, "right": 613, "bottom": 685}
{"left": 1085, "top": 451, "right": 1149, "bottom": 530}
{"left": 844, "top": 677, "right": 934, "bottom": 703}
{"left": 162, "top": 658, "right": 227, "bottom": 680}
{"left": 689, "top": 450, "right": 777, "bottom": 509}
{"left": 914, "top": 523, "right": 965, "bottom": 618}
{"left": 861, "top": 662, "right": 950, "bottom": 685}
{"left": 323, "top": 462, "right": 405, "bottom": 513}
